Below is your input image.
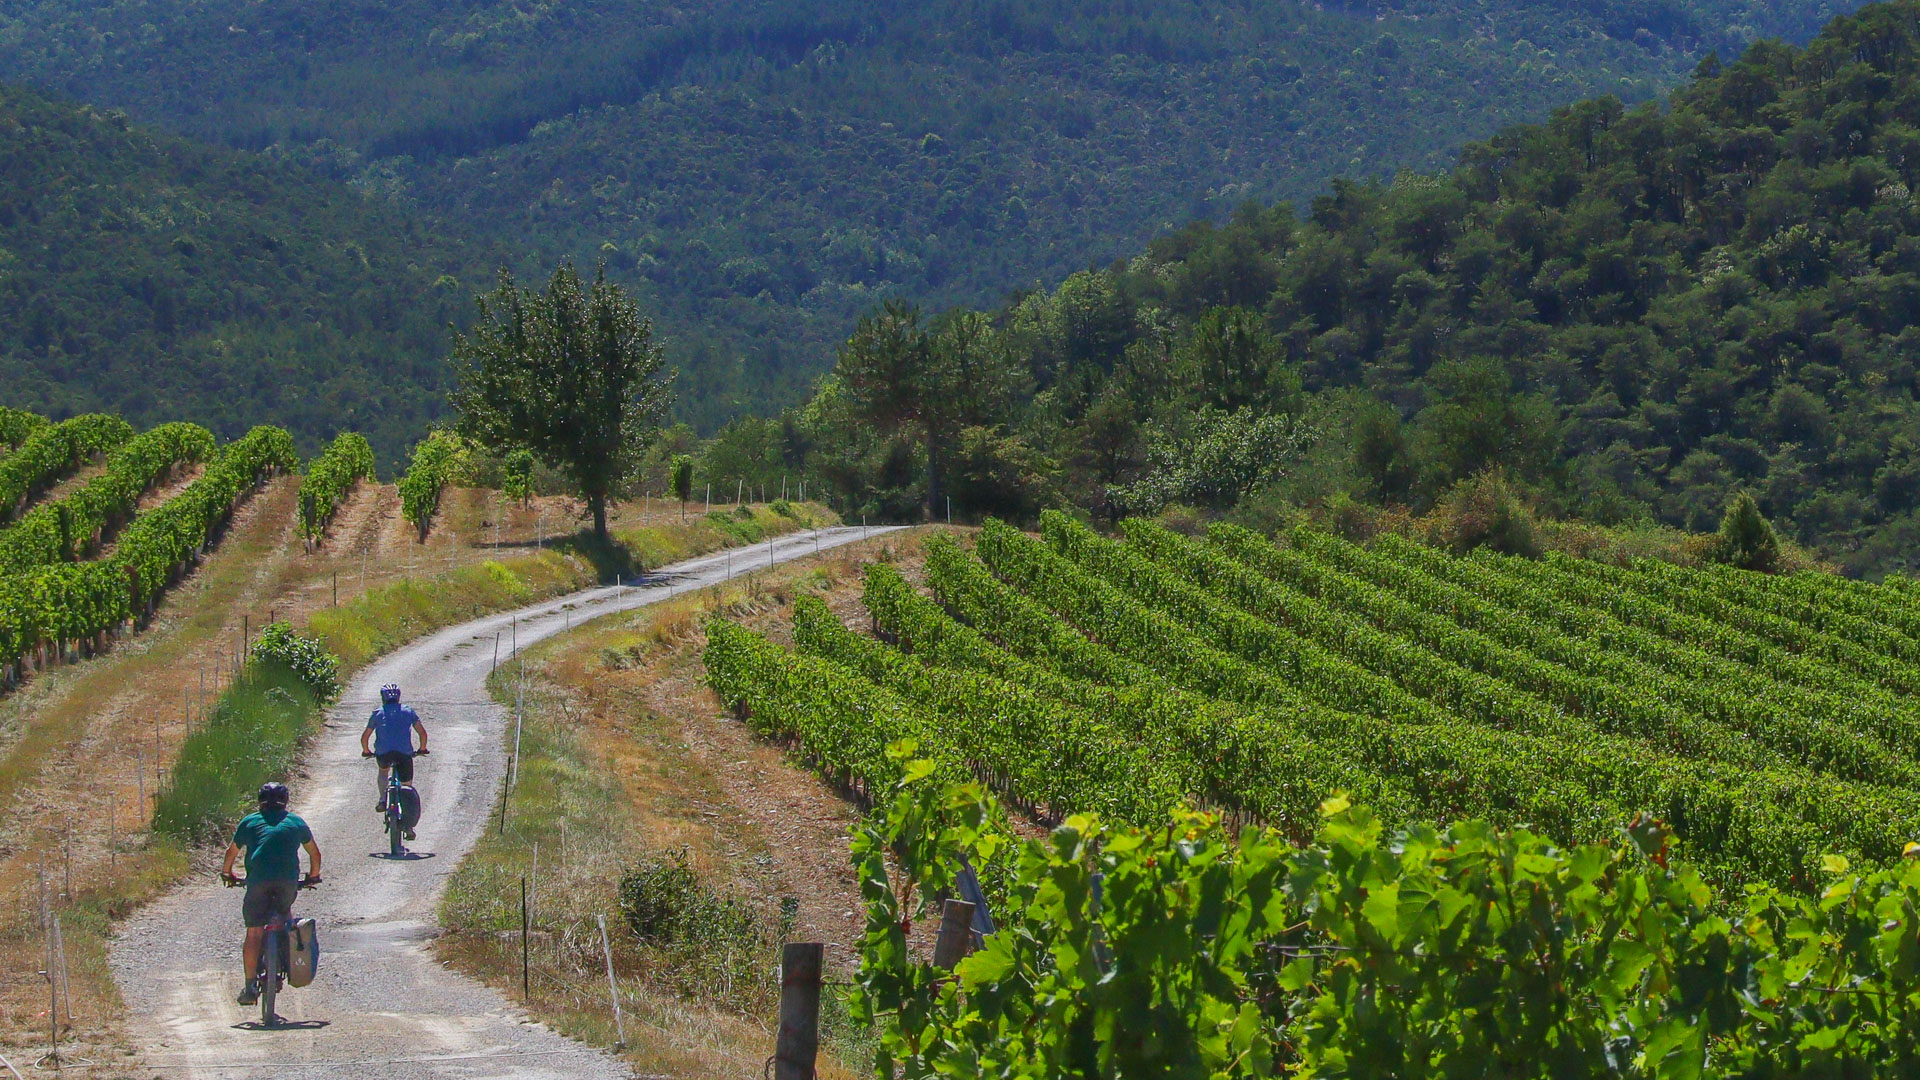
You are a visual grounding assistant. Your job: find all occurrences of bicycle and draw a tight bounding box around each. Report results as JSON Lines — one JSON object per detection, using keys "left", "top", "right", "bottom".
{"left": 220, "top": 875, "right": 319, "bottom": 1028}
{"left": 368, "top": 748, "right": 428, "bottom": 857}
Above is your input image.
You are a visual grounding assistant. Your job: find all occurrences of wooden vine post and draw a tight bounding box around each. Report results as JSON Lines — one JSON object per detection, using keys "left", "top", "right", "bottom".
{"left": 933, "top": 899, "right": 978, "bottom": 969}
{"left": 773, "top": 942, "right": 823, "bottom": 1080}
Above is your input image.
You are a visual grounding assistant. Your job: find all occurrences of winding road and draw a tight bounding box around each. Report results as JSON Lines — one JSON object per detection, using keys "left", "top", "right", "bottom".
{"left": 112, "top": 525, "right": 901, "bottom": 1079}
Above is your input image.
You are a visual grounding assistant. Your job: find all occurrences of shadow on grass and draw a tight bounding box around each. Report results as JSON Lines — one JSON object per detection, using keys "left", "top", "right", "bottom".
{"left": 476, "top": 530, "right": 637, "bottom": 582}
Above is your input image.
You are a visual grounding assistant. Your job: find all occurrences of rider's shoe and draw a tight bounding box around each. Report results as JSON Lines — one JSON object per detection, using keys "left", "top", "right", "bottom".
{"left": 375, "top": 801, "right": 387, "bottom": 813}
{"left": 237, "top": 979, "right": 261, "bottom": 1006}
{"left": 404, "top": 828, "right": 416, "bottom": 840}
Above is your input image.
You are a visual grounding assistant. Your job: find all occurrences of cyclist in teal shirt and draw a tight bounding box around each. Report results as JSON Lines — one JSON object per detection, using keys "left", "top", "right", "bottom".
{"left": 220, "top": 782, "right": 321, "bottom": 1005}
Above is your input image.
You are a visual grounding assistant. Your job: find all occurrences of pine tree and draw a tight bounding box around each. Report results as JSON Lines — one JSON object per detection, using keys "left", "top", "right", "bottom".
{"left": 1710, "top": 492, "right": 1780, "bottom": 573}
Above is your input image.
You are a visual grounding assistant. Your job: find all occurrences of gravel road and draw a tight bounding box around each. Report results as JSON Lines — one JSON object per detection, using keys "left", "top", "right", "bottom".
{"left": 113, "top": 525, "right": 901, "bottom": 1079}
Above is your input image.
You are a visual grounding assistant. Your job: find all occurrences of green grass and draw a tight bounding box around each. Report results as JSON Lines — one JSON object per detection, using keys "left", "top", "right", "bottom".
{"left": 441, "top": 669, "right": 626, "bottom": 935}
{"left": 308, "top": 551, "right": 598, "bottom": 671}
{"left": 152, "top": 659, "right": 323, "bottom": 843}
{"left": 619, "top": 501, "right": 833, "bottom": 568}
{"left": 308, "top": 502, "right": 838, "bottom": 673}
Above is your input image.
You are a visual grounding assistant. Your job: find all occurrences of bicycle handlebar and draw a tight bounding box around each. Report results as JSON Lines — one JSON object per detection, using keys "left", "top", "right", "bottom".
{"left": 222, "top": 875, "right": 321, "bottom": 888}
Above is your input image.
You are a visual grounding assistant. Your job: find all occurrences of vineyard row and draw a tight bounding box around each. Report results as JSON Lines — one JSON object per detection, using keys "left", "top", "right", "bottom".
{"left": 705, "top": 521, "right": 1920, "bottom": 888}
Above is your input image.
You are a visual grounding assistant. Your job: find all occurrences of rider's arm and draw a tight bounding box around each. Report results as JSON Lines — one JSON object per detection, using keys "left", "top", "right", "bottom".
{"left": 412, "top": 719, "right": 428, "bottom": 752}
{"left": 303, "top": 840, "right": 322, "bottom": 879}
{"left": 221, "top": 842, "right": 240, "bottom": 880}
{"left": 359, "top": 725, "right": 374, "bottom": 755}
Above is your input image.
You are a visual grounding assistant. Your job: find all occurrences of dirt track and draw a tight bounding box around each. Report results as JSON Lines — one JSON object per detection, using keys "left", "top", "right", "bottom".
{"left": 111, "top": 525, "right": 901, "bottom": 1079}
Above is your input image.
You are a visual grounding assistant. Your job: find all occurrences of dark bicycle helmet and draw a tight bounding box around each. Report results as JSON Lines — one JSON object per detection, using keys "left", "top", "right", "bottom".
{"left": 258, "top": 781, "right": 290, "bottom": 807}
{"left": 380, "top": 683, "right": 402, "bottom": 705}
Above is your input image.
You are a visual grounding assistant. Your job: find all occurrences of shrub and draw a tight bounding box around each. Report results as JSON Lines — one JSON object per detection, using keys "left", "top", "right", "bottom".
{"left": 1436, "top": 469, "right": 1540, "bottom": 557}
{"left": 618, "top": 847, "right": 797, "bottom": 1008}
{"left": 249, "top": 621, "right": 341, "bottom": 702}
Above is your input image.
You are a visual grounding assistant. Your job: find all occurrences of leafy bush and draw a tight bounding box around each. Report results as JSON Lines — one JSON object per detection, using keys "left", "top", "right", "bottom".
{"left": 618, "top": 847, "right": 796, "bottom": 1007}
{"left": 670, "top": 455, "right": 695, "bottom": 506}
{"left": 704, "top": 506, "right": 768, "bottom": 544}
{"left": 1107, "top": 409, "right": 1316, "bottom": 515}
{"left": 1433, "top": 469, "right": 1541, "bottom": 557}
{"left": 249, "top": 621, "right": 341, "bottom": 702}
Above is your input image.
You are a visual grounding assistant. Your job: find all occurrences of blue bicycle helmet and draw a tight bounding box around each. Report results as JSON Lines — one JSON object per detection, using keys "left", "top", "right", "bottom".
{"left": 258, "top": 782, "right": 290, "bottom": 807}
{"left": 380, "top": 684, "right": 401, "bottom": 706}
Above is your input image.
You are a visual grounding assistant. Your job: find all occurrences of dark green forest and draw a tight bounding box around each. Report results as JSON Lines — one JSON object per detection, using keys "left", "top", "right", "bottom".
{"left": 0, "top": 0, "right": 1862, "bottom": 427}
{"left": 0, "top": 84, "right": 508, "bottom": 466}
{"left": 774, "top": 0, "right": 1920, "bottom": 577}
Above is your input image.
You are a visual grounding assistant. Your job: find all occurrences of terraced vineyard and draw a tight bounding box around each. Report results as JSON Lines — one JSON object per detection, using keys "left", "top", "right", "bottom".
{"left": 0, "top": 410, "right": 298, "bottom": 687}
{"left": 706, "top": 512, "right": 1920, "bottom": 888}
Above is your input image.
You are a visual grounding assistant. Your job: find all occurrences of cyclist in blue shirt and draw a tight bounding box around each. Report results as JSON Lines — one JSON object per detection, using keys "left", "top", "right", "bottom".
{"left": 360, "top": 683, "right": 428, "bottom": 826}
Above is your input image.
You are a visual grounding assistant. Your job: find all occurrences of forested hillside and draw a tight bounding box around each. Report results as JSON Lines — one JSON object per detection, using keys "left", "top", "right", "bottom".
{"left": 786, "top": 0, "right": 1920, "bottom": 576}
{"left": 0, "top": 0, "right": 1863, "bottom": 427}
{"left": 0, "top": 85, "right": 506, "bottom": 466}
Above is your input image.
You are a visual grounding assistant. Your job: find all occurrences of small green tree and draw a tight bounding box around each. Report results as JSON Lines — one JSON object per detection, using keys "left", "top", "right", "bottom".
{"left": 671, "top": 454, "right": 694, "bottom": 523}
{"left": 502, "top": 448, "right": 535, "bottom": 508}
{"left": 450, "top": 263, "right": 672, "bottom": 541}
{"left": 1106, "top": 408, "right": 1316, "bottom": 515}
{"left": 1709, "top": 491, "right": 1780, "bottom": 572}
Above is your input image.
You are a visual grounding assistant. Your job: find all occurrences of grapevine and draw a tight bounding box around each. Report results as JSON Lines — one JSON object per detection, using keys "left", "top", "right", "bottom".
{"left": 0, "top": 426, "right": 294, "bottom": 684}
{"left": 0, "top": 414, "right": 134, "bottom": 520}
{"left": 398, "top": 430, "right": 469, "bottom": 542}
{"left": 0, "top": 408, "right": 47, "bottom": 452}
{"left": 296, "top": 432, "right": 375, "bottom": 542}
{"left": 857, "top": 762, "right": 1920, "bottom": 1078}
{"left": 0, "top": 422, "right": 214, "bottom": 574}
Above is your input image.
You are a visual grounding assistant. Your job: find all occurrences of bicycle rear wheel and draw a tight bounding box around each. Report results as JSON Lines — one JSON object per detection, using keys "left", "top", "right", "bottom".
{"left": 388, "top": 806, "right": 404, "bottom": 856}
{"left": 261, "top": 928, "right": 280, "bottom": 1026}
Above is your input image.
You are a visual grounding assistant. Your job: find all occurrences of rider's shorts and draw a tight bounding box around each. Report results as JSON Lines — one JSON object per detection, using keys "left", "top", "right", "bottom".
{"left": 376, "top": 750, "right": 414, "bottom": 783}
{"left": 242, "top": 880, "right": 299, "bottom": 928}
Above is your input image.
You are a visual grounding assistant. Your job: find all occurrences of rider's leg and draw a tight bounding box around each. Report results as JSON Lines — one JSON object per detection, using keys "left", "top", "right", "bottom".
{"left": 243, "top": 926, "right": 265, "bottom": 981}
{"left": 375, "top": 763, "right": 391, "bottom": 809}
